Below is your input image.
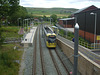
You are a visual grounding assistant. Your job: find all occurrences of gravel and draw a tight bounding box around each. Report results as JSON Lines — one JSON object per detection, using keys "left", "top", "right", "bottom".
{"left": 24, "top": 47, "right": 34, "bottom": 75}
{"left": 51, "top": 50, "right": 68, "bottom": 75}
{"left": 19, "top": 33, "right": 35, "bottom": 75}
{"left": 56, "top": 45, "right": 81, "bottom": 75}
{"left": 19, "top": 25, "right": 81, "bottom": 75}
{"left": 35, "top": 27, "right": 42, "bottom": 75}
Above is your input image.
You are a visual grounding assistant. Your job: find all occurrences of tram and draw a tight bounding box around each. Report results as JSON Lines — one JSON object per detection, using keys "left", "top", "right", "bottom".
{"left": 43, "top": 26, "right": 56, "bottom": 48}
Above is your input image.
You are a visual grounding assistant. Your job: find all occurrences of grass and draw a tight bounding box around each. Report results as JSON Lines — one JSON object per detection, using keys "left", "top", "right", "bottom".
{"left": 1, "top": 26, "right": 23, "bottom": 38}
{"left": 0, "top": 26, "right": 24, "bottom": 75}
{"left": 0, "top": 43, "right": 23, "bottom": 75}
{"left": 26, "top": 8, "right": 78, "bottom": 18}
{"left": 26, "top": 7, "right": 78, "bottom": 16}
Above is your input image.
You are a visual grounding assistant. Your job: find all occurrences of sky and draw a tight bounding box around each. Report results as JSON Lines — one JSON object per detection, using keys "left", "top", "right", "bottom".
{"left": 20, "top": 0, "right": 100, "bottom": 9}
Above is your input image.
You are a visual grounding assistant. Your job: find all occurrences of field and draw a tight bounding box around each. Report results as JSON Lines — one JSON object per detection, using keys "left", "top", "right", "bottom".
{"left": 32, "top": 14, "right": 69, "bottom": 17}
{"left": 26, "top": 7, "right": 78, "bottom": 17}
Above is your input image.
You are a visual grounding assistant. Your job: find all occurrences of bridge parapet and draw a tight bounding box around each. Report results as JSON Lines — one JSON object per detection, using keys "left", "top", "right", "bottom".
{"left": 57, "top": 38, "right": 100, "bottom": 75}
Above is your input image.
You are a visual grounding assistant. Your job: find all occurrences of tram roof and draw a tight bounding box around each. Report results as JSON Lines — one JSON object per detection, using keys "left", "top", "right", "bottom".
{"left": 46, "top": 33, "right": 56, "bottom": 36}
{"left": 51, "top": 26, "right": 58, "bottom": 28}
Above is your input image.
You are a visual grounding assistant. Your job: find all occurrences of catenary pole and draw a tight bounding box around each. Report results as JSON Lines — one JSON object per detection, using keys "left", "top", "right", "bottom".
{"left": 73, "top": 23, "right": 79, "bottom": 75}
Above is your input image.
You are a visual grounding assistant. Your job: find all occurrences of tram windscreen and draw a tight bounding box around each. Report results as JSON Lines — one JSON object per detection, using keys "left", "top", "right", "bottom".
{"left": 48, "top": 35, "right": 56, "bottom": 43}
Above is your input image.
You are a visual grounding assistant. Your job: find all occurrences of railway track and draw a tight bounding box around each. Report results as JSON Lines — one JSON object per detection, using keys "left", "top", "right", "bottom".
{"left": 39, "top": 27, "right": 46, "bottom": 75}
{"left": 49, "top": 49, "right": 62, "bottom": 75}
{"left": 33, "top": 25, "right": 70, "bottom": 75}
{"left": 55, "top": 49, "right": 70, "bottom": 75}
{"left": 33, "top": 26, "right": 46, "bottom": 75}
{"left": 33, "top": 27, "right": 37, "bottom": 75}
{"left": 49, "top": 49, "right": 70, "bottom": 75}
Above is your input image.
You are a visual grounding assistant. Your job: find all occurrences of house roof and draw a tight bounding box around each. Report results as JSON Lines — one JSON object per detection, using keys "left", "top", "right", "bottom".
{"left": 73, "top": 5, "right": 98, "bottom": 14}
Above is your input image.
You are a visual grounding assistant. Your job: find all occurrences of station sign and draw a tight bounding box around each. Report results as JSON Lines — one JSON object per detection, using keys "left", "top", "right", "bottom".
{"left": 97, "top": 35, "right": 100, "bottom": 40}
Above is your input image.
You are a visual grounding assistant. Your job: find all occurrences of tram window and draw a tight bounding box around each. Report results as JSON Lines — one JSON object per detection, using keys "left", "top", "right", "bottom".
{"left": 49, "top": 36, "right": 56, "bottom": 39}
{"left": 46, "top": 36, "right": 48, "bottom": 40}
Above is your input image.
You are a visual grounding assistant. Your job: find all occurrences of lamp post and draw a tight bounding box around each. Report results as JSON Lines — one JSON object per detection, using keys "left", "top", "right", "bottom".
{"left": 90, "top": 12, "right": 97, "bottom": 49}
{"left": 73, "top": 23, "right": 79, "bottom": 75}
{"left": 27, "top": 19, "right": 29, "bottom": 31}
{"left": 23, "top": 19, "right": 24, "bottom": 28}
{"left": 18, "top": 18, "right": 21, "bottom": 28}
{"left": 24, "top": 19, "right": 28, "bottom": 32}
{"left": 41, "top": 18, "right": 43, "bottom": 38}
{"left": 50, "top": 17, "right": 52, "bottom": 25}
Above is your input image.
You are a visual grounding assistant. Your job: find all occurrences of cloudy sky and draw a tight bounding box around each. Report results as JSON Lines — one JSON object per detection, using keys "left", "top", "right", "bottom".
{"left": 20, "top": 0, "right": 100, "bottom": 9}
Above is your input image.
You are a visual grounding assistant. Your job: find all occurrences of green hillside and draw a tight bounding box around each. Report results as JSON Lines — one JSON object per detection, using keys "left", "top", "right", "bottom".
{"left": 26, "top": 7, "right": 78, "bottom": 17}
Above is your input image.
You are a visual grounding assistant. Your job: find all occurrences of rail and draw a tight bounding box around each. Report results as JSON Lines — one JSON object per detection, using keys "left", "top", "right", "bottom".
{"left": 55, "top": 49, "right": 70, "bottom": 75}
{"left": 49, "top": 49, "right": 62, "bottom": 75}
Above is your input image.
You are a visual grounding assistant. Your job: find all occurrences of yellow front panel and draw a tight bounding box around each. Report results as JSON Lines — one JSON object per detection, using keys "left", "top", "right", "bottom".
{"left": 46, "top": 42, "right": 56, "bottom": 48}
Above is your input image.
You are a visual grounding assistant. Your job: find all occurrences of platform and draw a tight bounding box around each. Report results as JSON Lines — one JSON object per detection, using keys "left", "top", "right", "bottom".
{"left": 21, "top": 27, "right": 37, "bottom": 47}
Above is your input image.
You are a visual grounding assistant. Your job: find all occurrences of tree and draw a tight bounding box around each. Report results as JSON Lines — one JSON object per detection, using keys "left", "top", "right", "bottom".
{"left": 0, "top": 0, "right": 19, "bottom": 46}
{"left": 0, "top": 0, "right": 20, "bottom": 22}
{"left": 43, "top": 15, "right": 47, "bottom": 21}
{"left": 0, "top": 0, "right": 19, "bottom": 18}
{"left": 0, "top": 0, "right": 10, "bottom": 46}
{"left": 50, "top": 14, "right": 57, "bottom": 23}
{"left": 9, "top": 6, "right": 28, "bottom": 25}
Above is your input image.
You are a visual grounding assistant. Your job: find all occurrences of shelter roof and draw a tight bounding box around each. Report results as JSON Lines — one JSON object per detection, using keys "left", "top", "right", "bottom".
{"left": 59, "top": 17, "right": 74, "bottom": 21}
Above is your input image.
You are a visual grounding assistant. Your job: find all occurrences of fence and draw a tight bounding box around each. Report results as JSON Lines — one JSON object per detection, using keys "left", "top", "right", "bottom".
{"left": 91, "top": 43, "right": 100, "bottom": 49}
{"left": 79, "top": 41, "right": 100, "bottom": 50}
{"left": 79, "top": 45, "right": 100, "bottom": 65}
{"left": 4, "top": 37, "right": 21, "bottom": 43}
{"left": 58, "top": 28, "right": 100, "bottom": 50}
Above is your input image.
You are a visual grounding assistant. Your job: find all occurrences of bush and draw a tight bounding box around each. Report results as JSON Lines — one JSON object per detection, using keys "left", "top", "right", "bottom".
{"left": 0, "top": 43, "right": 23, "bottom": 75}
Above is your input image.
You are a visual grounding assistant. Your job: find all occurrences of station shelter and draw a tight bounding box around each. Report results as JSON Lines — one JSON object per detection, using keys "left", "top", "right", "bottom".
{"left": 58, "top": 18, "right": 75, "bottom": 28}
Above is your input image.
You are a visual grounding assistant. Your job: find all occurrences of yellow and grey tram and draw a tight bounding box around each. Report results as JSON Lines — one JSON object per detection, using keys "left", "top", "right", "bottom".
{"left": 43, "top": 26, "right": 56, "bottom": 48}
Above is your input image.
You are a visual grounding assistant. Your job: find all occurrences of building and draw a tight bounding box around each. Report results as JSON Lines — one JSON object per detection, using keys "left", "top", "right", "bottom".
{"left": 58, "top": 17, "right": 75, "bottom": 28}
{"left": 72, "top": 5, "right": 98, "bottom": 17}
{"left": 73, "top": 5, "right": 100, "bottom": 43}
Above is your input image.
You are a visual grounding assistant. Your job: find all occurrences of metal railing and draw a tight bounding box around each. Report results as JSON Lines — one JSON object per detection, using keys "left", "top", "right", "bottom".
{"left": 91, "top": 43, "right": 100, "bottom": 49}
{"left": 79, "top": 45, "right": 100, "bottom": 65}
